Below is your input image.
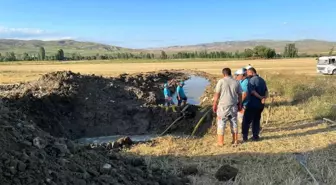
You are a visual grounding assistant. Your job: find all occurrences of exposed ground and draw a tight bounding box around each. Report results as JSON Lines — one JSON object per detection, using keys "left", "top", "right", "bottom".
{"left": 0, "top": 102, "right": 188, "bottom": 185}
{"left": 0, "top": 70, "right": 210, "bottom": 139}
{"left": 128, "top": 67, "right": 336, "bottom": 185}
{"left": 0, "top": 59, "right": 335, "bottom": 184}
{"left": 0, "top": 70, "right": 211, "bottom": 185}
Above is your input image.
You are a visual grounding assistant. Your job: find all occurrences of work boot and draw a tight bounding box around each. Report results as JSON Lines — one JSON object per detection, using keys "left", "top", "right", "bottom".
{"left": 232, "top": 133, "right": 239, "bottom": 146}
{"left": 217, "top": 135, "right": 224, "bottom": 146}
{"left": 231, "top": 134, "right": 235, "bottom": 144}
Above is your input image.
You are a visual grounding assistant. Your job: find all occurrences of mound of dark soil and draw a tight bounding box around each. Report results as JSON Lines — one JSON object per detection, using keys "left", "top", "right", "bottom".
{"left": 0, "top": 71, "right": 210, "bottom": 139}
{"left": 0, "top": 102, "right": 188, "bottom": 185}
{"left": 0, "top": 70, "right": 219, "bottom": 185}
{"left": 0, "top": 69, "right": 222, "bottom": 185}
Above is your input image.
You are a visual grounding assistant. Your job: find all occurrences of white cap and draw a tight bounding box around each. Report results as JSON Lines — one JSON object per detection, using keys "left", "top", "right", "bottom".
{"left": 245, "top": 64, "right": 253, "bottom": 69}
{"left": 234, "top": 68, "right": 245, "bottom": 75}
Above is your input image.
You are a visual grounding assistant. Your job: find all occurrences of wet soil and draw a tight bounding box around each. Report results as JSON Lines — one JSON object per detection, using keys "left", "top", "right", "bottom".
{"left": 0, "top": 103, "right": 188, "bottom": 185}
{"left": 0, "top": 69, "right": 218, "bottom": 185}
{"left": 0, "top": 70, "right": 213, "bottom": 139}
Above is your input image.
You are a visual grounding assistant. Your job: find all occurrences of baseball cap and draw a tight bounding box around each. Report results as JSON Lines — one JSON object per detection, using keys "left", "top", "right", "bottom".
{"left": 234, "top": 68, "right": 246, "bottom": 75}
{"left": 164, "top": 83, "right": 168, "bottom": 87}
{"left": 245, "top": 64, "right": 253, "bottom": 69}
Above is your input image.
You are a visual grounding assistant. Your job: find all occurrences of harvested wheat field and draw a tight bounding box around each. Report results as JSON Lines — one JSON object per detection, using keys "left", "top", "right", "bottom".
{"left": 0, "top": 58, "right": 317, "bottom": 84}
{"left": 0, "top": 59, "right": 335, "bottom": 185}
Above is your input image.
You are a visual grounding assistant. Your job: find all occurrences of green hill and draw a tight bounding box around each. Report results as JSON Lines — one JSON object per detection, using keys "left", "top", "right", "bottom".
{"left": 0, "top": 39, "right": 335, "bottom": 57}
{"left": 0, "top": 39, "right": 137, "bottom": 56}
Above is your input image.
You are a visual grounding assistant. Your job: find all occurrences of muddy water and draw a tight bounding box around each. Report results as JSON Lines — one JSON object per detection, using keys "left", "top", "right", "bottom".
{"left": 77, "top": 75, "right": 209, "bottom": 145}
{"left": 172, "top": 75, "right": 210, "bottom": 105}
{"left": 77, "top": 134, "right": 192, "bottom": 145}
{"left": 77, "top": 134, "right": 157, "bottom": 145}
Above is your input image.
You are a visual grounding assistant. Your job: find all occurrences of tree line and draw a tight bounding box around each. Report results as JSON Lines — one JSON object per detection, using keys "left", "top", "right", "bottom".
{"left": 0, "top": 43, "right": 321, "bottom": 62}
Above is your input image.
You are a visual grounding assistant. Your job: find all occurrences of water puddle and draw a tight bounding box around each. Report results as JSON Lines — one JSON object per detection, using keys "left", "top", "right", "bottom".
{"left": 77, "top": 134, "right": 158, "bottom": 145}
{"left": 76, "top": 134, "right": 193, "bottom": 145}
{"left": 172, "top": 75, "right": 210, "bottom": 105}
{"left": 77, "top": 75, "right": 209, "bottom": 145}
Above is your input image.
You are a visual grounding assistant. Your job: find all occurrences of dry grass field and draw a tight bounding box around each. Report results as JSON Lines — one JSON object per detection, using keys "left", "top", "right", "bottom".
{"left": 0, "top": 58, "right": 317, "bottom": 84}
{"left": 124, "top": 59, "right": 336, "bottom": 184}
{"left": 1, "top": 58, "right": 335, "bottom": 184}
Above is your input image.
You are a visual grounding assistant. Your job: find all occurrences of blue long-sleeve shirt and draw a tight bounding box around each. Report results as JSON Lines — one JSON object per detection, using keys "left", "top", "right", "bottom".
{"left": 176, "top": 86, "right": 186, "bottom": 98}
{"left": 164, "top": 87, "right": 171, "bottom": 98}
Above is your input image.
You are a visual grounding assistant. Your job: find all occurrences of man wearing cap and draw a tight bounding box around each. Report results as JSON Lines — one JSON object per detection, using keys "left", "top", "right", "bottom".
{"left": 176, "top": 81, "right": 187, "bottom": 106}
{"left": 163, "top": 83, "right": 174, "bottom": 106}
{"left": 245, "top": 64, "right": 253, "bottom": 70}
{"left": 242, "top": 67, "right": 268, "bottom": 141}
{"left": 213, "top": 68, "right": 242, "bottom": 146}
{"left": 234, "top": 68, "right": 249, "bottom": 131}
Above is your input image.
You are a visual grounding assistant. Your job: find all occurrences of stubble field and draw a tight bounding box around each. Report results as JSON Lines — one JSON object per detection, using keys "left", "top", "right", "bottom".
{"left": 0, "top": 58, "right": 317, "bottom": 84}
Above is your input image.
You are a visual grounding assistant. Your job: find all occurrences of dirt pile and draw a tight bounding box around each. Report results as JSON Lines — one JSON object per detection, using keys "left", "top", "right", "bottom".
{"left": 0, "top": 102, "right": 188, "bottom": 185}
{"left": 0, "top": 70, "right": 218, "bottom": 185}
{"left": 0, "top": 71, "right": 206, "bottom": 139}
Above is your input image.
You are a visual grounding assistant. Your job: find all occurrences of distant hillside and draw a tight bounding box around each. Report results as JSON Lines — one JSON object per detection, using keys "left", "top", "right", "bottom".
{"left": 0, "top": 39, "right": 137, "bottom": 56}
{"left": 0, "top": 39, "right": 335, "bottom": 56}
{"left": 150, "top": 39, "right": 336, "bottom": 54}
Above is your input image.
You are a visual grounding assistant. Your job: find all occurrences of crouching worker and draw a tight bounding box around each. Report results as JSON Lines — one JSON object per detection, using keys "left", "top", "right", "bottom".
{"left": 176, "top": 81, "right": 187, "bottom": 106}
{"left": 163, "top": 83, "right": 174, "bottom": 106}
{"left": 213, "top": 68, "right": 242, "bottom": 146}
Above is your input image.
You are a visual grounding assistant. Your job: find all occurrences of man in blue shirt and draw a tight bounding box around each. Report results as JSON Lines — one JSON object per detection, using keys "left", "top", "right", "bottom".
{"left": 176, "top": 81, "right": 187, "bottom": 106}
{"left": 242, "top": 67, "right": 268, "bottom": 142}
{"left": 234, "top": 68, "right": 249, "bottom": 135}
{"left": 163, "top": 83, "right": 174, "bottom": 106}
{"left": 234, "top": 68, "right": 249, "bottom": 108}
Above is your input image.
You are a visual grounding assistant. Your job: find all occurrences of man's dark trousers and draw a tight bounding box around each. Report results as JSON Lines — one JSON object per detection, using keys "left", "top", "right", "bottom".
{"left": 242, "top": 106, "right": 264, "bottom": 140}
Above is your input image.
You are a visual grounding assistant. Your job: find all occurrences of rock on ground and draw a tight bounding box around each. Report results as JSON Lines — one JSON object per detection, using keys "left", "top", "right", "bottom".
{"left": 182, "top": 165, "right": 199, "bottom": 175}
{"left": 215, "top": 165, "right": 239, "bottom": 182}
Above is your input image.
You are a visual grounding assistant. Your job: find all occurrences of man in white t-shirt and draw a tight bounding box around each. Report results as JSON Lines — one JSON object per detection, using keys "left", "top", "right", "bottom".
{"left": 213, "top": 68, "right": 242, "bottom": 146}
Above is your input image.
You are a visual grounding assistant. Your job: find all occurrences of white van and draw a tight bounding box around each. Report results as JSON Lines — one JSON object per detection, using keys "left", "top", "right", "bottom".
{"left": 316, "top": 56, "right": 336, "bottom": 75}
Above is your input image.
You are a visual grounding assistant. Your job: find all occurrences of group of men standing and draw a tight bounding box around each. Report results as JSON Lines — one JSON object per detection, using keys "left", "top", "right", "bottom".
{"left": 213, "top": 65, "right": 268, "bottom": 146}
{"left": 163, "top": 80, "right": 188, "bottom": 106}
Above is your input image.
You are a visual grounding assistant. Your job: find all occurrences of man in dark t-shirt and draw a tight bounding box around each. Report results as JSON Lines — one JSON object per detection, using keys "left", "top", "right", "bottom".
{"left": 242, "top": 67, "right": 268, "bottom": 141}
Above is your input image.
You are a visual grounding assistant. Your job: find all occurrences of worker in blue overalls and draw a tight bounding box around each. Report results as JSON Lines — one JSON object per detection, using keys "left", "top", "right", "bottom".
{"left": 163, "top": 83, "right": 174, "bottom": 106}
{"left": 176, "top": 81, "right": 187, "bottom": 106}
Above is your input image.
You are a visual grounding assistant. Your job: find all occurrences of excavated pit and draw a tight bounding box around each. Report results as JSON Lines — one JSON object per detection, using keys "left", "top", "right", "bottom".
{"left": 0, "top": 70, "right": 217, "bottom": 185}
{"left": 0, "top": 70, "right": 214, "bottom": 141}
{"left": 78, "top": 74, "right": 211, "bottom": 145}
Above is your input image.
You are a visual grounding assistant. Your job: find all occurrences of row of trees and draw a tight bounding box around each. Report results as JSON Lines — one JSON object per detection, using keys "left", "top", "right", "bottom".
{"left": 0, "top": 47, "right": 65, "bottom": 62}
{"left": 171, "top": 44, "right": 297, "bottom": 59}
{"left": 0, "top": 43, "right": 304, "bottom": 62}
